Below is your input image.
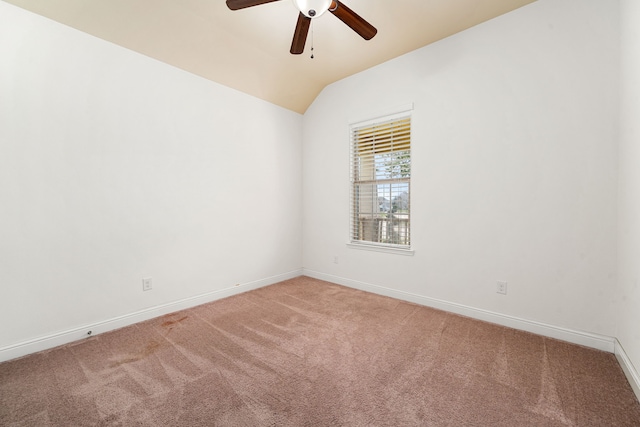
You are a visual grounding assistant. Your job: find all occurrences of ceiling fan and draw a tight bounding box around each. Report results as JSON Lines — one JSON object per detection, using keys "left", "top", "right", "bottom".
{"left": 226, "top": 0, "right": 377, "bottom": 55}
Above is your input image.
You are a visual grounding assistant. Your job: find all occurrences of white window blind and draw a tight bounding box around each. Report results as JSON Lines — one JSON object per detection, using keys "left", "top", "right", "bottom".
{"left": 350, "top": 114, "right": 411, "bottom": 248}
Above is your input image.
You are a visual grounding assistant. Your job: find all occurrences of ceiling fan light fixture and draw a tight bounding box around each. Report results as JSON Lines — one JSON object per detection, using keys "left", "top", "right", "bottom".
{"left": 292, "top": 0, "right": 333, "bottom": 18}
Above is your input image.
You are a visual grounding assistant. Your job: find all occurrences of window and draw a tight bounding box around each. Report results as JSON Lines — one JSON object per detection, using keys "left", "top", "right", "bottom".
{"left": 350, "top": 112, "right": 411, "bottom": 249}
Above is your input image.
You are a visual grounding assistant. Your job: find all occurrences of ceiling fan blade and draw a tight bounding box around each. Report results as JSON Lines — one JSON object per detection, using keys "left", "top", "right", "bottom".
{"left": 226, "top": 0, "right": 280, "bottom": 10}
{"left": 290, "top": 13, "right": 311, "bottom": 55}
{"left": 329, "top": 1, "right": 377, "bottom": 40}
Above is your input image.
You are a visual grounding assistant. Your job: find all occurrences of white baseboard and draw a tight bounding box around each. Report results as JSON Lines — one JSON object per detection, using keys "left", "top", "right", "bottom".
{"left": 615, "top": 340, "right": 640, "bottom": 402}
{"left": 0, "top": 269, "right": 303, "bottom": 363}
{"left": 7, "top": 268, "right": 636, "bottom": 399}
{"left": 303, "top": 269, "right": 616, "bottom": 353}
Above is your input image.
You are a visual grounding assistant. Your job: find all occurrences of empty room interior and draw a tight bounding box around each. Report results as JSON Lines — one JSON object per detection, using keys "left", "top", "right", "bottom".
{"left": 2, "top": 0, "right": 640, "bottom": 424}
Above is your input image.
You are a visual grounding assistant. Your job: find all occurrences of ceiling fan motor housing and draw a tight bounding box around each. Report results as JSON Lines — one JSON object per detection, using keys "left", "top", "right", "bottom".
{"left": 292, "top": 0, "right": 333, "bottom": 18}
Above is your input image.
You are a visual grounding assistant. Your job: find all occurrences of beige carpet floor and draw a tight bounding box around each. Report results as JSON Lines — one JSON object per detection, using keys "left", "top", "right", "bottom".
{"left": 1, "top": 276, "right": 640, "bottom": 426}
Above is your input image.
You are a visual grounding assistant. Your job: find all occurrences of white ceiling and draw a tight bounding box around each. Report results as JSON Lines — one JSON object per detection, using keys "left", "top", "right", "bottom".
{"left": 4, "top": 0, "right": 536, "bottom": 113}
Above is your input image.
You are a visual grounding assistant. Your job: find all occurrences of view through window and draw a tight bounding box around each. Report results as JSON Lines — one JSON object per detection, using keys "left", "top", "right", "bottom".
{"left": 350, "top": 114, "right": 411, "bottom": 248}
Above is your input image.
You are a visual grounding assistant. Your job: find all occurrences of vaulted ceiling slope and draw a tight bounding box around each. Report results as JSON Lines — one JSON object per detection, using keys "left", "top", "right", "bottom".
{"left": 4, "top": 0, "right": 536, "bottom": 113}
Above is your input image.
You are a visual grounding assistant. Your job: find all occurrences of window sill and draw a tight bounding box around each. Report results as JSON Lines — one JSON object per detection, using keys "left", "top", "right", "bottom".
{"left": 347, "top": 242, "right": 415, "bottom": 256}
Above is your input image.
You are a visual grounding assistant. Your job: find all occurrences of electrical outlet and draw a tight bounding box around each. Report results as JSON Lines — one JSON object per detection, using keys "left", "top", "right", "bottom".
{"left": 496, "top": 280, "right": 507, "bottom": 295}
{"left": 142, "top": 277, "right": 152, "bottom": 291}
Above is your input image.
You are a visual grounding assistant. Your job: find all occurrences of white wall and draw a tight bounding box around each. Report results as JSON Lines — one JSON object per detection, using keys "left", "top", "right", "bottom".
{"left": 303, "top": 0, "right": 619, "bottom": 339}
{"left": 617, "top": 0, "right": 640, "bottom": 392}
{"left": 0, "top": 2, "right": 302, "bottom": 356}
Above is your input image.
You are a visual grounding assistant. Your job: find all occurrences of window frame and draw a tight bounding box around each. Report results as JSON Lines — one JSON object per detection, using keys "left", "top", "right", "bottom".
{"left": 348, "top": 106, "right": 414, "bottom": 255}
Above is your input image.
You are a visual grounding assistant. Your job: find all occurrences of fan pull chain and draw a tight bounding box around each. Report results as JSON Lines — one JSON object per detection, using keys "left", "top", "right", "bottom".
{"left": 310, "top": 20, "right": 314, "bottom": 59}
